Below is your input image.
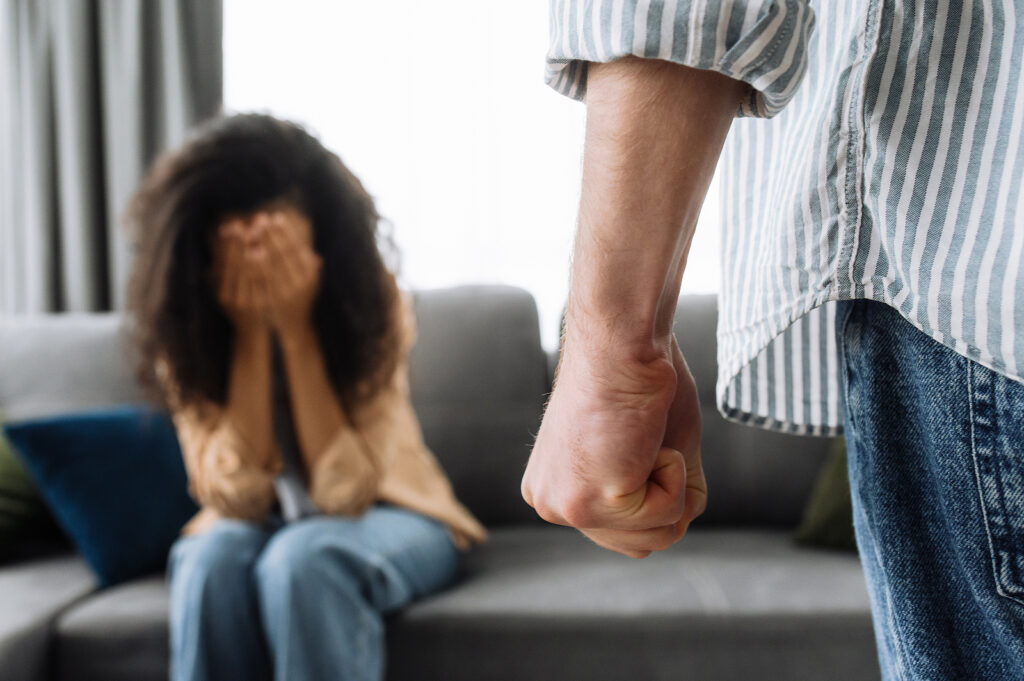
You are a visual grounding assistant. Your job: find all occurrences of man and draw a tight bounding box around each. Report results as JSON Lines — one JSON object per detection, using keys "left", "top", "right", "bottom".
{"left": 520, "top": 2, "right": 1024, "bottom": 679}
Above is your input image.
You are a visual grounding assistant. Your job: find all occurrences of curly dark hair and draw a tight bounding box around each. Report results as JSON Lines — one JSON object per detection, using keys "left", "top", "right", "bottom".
{"left": 127, "top": 113, "right": 400, "bottom": 412}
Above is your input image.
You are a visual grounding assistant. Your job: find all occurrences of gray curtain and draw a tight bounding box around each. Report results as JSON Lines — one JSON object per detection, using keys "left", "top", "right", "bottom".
{"left": 0, "top": 0, "right": 222, "bottom": 313}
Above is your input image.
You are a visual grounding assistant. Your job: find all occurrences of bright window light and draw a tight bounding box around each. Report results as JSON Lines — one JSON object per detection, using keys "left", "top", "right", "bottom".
{"left": 224, "top": 0, "right": 721, "bottom": 350}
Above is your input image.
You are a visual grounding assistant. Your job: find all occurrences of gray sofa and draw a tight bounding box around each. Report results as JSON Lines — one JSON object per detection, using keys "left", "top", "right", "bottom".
{"left": 0, "top": 286, "right": 880, "bottom": 681}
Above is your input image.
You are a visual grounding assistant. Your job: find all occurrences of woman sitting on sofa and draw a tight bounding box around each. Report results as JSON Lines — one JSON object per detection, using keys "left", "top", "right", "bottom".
{"left": 126, "top": 113, "right": 486, "bottom": 681}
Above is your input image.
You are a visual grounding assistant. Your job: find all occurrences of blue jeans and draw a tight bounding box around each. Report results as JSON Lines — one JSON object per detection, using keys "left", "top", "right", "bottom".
{"left": 167, "top": 505, "right": 461, "bottom": 681}
{"left": 837, "top": 300, "right": 1024, "bottom": 680}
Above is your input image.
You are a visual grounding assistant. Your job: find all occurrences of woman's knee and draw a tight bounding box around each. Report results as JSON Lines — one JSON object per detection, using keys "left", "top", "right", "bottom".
{"left": 253, "top": 521, "right": 349, "bottom": 592}
{"left": 169, "top": 520, "right": 267, "bottom": 600}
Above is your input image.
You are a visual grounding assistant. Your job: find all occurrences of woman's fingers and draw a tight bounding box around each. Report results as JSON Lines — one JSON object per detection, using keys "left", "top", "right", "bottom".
{"left": 266, "top": 212, "right": 307, "bottom": 287}
{"left": 247, "top": 247, "right": 270, "bottom": 311}
{"left": 223, "top": 234, "right": 264, "bottom": 309}
{"left": 262, "top": 224, "right": 292, "bottom": 305}
{"left": 214, "top": 215, "right": 279, "bottom": 328}
{"left": 219, "top": 209, "right": 319, "bottom": 330}
{"left": 234, "top": 252, "right": 254, "bottom": 310}
{"left": 218, "top": 232, "right": 244, "bottom": 305}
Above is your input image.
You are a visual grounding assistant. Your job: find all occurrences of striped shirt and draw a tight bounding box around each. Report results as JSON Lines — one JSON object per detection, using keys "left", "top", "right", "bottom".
{"left": 546, "top": 0, "right": 1024, "bottom": 436}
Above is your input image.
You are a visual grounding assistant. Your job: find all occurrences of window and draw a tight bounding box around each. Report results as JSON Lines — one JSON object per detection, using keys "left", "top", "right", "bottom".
{"left": 224, "top": 0, "right": 721, "bottom": 349}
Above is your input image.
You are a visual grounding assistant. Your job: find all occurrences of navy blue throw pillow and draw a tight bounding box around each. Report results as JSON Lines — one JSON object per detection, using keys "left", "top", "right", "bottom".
{"left": 4, "top": 406, "right": 197, "bottom": 587}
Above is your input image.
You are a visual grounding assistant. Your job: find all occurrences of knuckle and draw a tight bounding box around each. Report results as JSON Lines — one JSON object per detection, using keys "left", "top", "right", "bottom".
{"left": 520, "top": 481, "right": 534, "bottom": 508}
{"left": 560, "top": 496, "right": 598, "bottom": 528}
{"left": 529, "top": 490, "right": 594, "bottom": 528}
{"left": 650, "top": 532, "right": 678, "bottom": 552}
{"left": 532, "top": 501, "right": 562, "bottom": 525}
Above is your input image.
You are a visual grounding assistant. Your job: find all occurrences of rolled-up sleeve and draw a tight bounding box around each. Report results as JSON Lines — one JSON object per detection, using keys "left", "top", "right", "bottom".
{"left": 308, "top": 426, "right": 380, "bottom": 516}
{"left": 172, "top": 408, "right": 279, "bottom": 522}
{"left": 545, "top": 0, "right": 815, "bottom": 118}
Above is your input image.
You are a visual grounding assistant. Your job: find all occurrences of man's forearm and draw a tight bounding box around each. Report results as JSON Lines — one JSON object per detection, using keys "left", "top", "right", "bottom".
{"left": 568, "top": 58, "right": 746, "bottom": 361}
{"left": 523, "top": 58, "right": 733, "bottom": 550}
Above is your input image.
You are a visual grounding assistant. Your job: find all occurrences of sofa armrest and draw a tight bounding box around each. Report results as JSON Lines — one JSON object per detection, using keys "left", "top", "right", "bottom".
{"left": 0, "top": 552, "right": 97, "bottom": 681}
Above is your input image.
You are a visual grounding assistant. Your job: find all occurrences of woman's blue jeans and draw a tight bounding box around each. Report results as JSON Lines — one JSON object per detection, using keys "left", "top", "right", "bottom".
{"left": 837, "top": 300, "right": 1024, "bottom": 680}
{"left": 167, "top": 505, "right": 460, "bottom": 681}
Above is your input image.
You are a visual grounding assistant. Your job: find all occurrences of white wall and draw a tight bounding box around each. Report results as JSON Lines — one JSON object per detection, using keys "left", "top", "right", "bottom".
{"left": 224, "top": 0, "right": 721, "bottom": 349}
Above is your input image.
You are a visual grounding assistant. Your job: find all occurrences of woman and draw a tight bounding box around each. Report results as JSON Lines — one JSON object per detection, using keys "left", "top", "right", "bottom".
{"left": 127, "top": 113, "right": 487, "bottom": 681}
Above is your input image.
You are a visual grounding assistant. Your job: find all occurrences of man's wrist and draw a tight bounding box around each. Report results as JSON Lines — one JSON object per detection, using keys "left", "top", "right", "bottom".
{"left": 563, "top": 296, "right": 671, "bottom": 366}
{"left": 565, "top": 221, "right": 680, "bottom": 365}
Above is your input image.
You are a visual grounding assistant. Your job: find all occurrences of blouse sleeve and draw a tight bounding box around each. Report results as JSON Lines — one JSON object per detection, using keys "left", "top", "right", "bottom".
{"left": 306, "top": 424, "right": 381, "bottom": 517}
{"left": 306, "top": 293, "right": 418, "bottom": 516}
{"left": 545, "top": 0, "right": 815, "bottom": 118}
{"left": 171, "top": 405, "right": 279, "bottom": 522}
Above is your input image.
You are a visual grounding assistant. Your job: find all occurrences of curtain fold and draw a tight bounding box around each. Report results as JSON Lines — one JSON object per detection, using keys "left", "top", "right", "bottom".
{"left": 1, "top": 0, "right": 222, "bottom": 313}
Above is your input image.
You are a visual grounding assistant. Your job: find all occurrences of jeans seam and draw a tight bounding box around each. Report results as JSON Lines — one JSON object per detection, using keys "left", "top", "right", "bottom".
{"left": 966, "top": 360, "right": 1024, "bottom": 608}
{"left": 837, "top": 301, "right": 856, "bottom": 435}
{"left": 839, "top": 301, "right": 911, "bottom": 681}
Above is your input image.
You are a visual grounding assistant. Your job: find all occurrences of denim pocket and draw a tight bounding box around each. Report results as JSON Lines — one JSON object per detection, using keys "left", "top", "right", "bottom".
{"left": 968, "top": 359, "right": 1024, "bottom": 606}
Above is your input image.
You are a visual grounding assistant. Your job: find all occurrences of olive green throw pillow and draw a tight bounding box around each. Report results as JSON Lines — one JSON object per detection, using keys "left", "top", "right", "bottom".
{"left": 0, "top": 426, "right": 61, "bottom": 560}
{"left": 794, "top": 438, "right": 857, "bottom": 552}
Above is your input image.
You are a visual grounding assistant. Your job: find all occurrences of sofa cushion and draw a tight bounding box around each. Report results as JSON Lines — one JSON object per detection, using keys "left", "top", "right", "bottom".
{"left": 54, "top": 526, "right": 877, "bottom": 681}
{"left": 0, "top": 428, "right": 62, "bottom": 561}
{"left": 54, "top": 576, "right": 169, "bottom": 681}
{"left": 392, "top": 526, "right": 878, "bottom": 681}
{"left": 0, "top": 552, "right": 95, "bottom": 681}
{"left": 409, "top": 287, "right": 548, "bottom": 525}
{"left": 5, "top": 408, "right": 197, "bottom": 587}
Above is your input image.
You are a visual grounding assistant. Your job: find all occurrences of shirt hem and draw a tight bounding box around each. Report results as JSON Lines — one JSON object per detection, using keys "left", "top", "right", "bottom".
{"left": 717, "top": 403, "right": 844, "bottom": 437}
{"left": 717, "top": 282, "right": 1024, "bottom": 437}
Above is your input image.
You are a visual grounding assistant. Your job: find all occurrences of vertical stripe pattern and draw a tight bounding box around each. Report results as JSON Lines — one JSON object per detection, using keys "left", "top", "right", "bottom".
{"left": 546, "top": 0, "right": 1024, "bottom": 436}
{"left": 546, "top": 0, "right": 815, "bottom": 117}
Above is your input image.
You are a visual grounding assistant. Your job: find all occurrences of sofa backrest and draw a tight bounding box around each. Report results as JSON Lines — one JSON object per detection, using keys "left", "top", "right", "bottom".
{"left": 407, "top": 286, "right": 548, "bottom": 525}
{"left": 0, "top": 314, "right": 144, "bottom": 421}
{"left": 0, "top": 286, "right": 550, "bottom": 527}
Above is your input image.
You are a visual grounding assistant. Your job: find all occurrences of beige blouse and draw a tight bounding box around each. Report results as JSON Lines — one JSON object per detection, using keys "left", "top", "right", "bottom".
{"left": 169, "top": 297, "right": 488, "bottom": 549}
